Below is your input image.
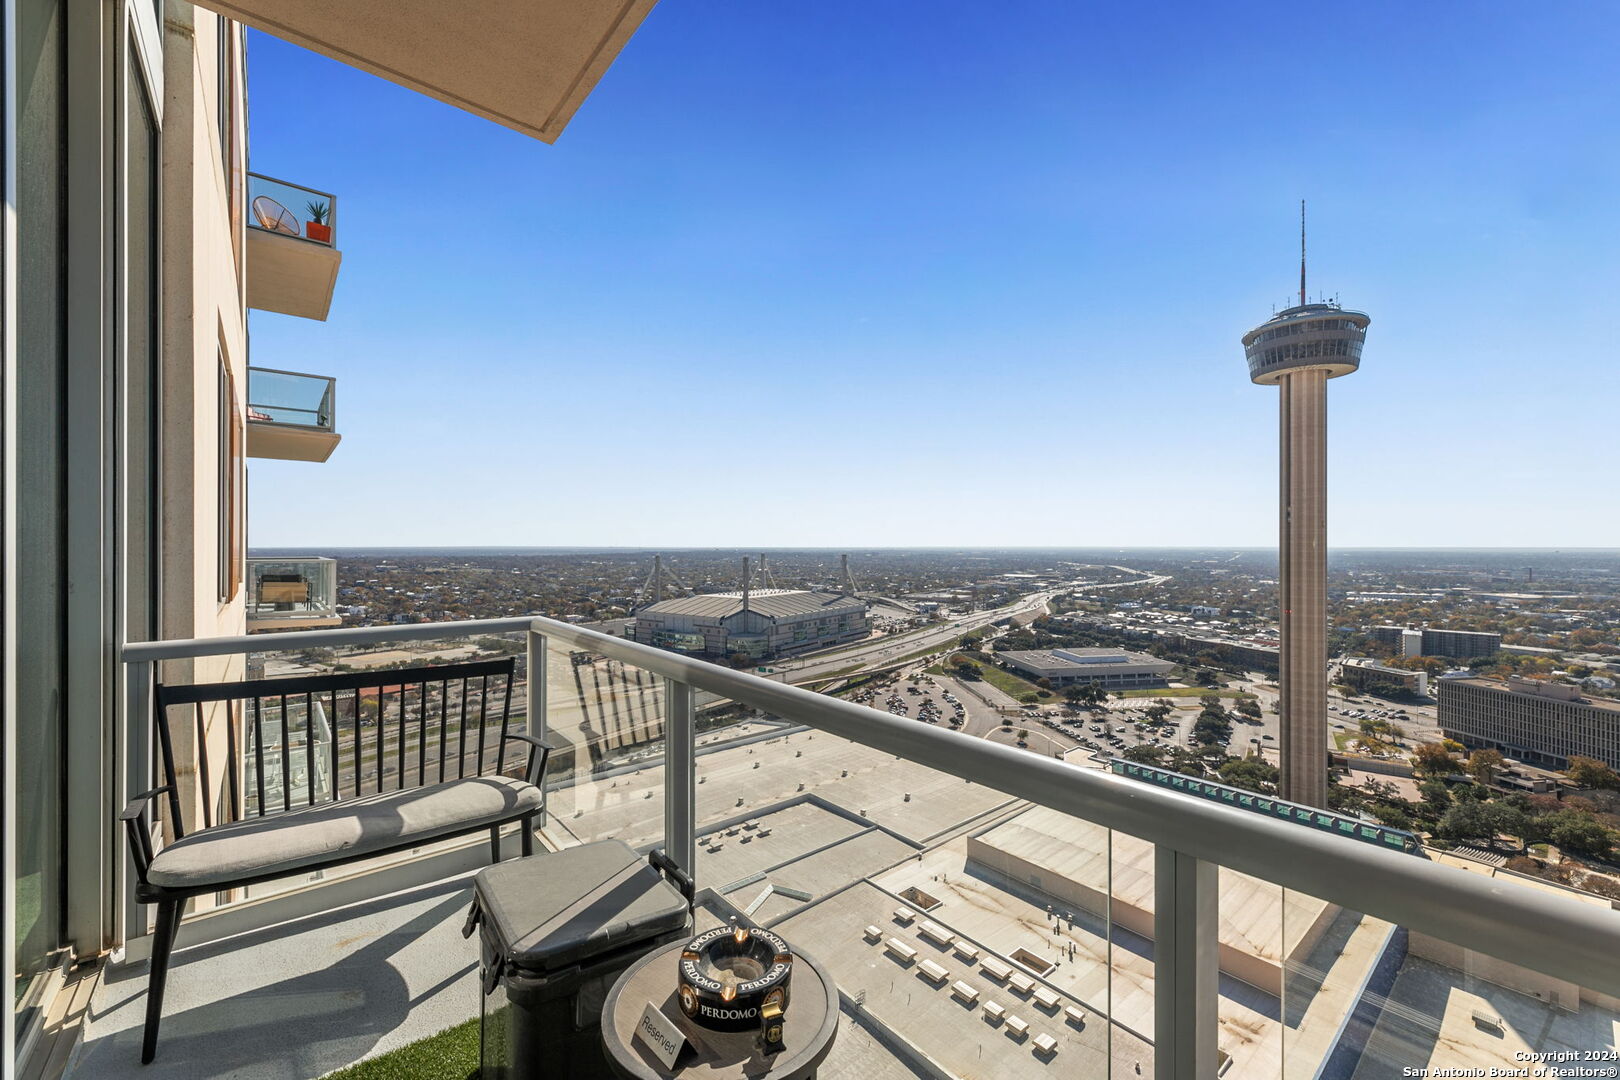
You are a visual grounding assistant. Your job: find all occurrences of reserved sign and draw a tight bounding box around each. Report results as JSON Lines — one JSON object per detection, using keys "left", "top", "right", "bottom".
{"left": 635, "top": 1001, "right": 687, "bottom": 1070}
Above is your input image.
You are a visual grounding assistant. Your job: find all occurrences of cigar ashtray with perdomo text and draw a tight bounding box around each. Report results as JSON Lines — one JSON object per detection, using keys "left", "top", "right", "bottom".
{"left": 676, "top": 921, "right": 792, "bottom": 1033}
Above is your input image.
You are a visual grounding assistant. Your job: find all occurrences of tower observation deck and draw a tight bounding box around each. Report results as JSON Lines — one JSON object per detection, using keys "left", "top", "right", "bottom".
{"left": 1242, "top": 303, "right": 1369, "bottom": 384}
{"left": 1242, "top": 212, "right": 1370, "bottom": 808}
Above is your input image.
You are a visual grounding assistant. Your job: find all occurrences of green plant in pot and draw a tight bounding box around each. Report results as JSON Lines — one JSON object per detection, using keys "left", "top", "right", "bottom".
{"left": 304, "top": 200, "right": 331, "bottom": 243}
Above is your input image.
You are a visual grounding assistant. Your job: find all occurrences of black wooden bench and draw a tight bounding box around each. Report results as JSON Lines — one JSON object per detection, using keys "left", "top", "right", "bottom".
{"left": 122, "top": 656, "right": 550, "bottom": 1064}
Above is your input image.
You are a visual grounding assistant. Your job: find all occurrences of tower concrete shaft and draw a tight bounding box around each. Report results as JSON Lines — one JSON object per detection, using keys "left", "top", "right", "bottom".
{"left": 1243, "top": 295, "right": 1367, "bottom": 808}
{"left": 1277, "top": 368, "right": 1329, "bottom": 807}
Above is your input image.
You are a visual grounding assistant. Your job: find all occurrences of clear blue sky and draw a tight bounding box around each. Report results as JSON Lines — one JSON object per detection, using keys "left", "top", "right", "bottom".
{"left": 245, "top": 1, "right": 1620, "bottom": 549}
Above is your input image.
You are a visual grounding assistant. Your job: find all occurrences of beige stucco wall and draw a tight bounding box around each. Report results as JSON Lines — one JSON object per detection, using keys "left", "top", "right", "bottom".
{"left": 159, "top": 6, "right": 248, "bottom": 839}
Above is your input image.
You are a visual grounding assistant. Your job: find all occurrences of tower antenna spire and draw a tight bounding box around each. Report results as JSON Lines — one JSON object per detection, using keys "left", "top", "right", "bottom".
{"left": 1299, "top": 199, "right": 1307, "bottom": 308}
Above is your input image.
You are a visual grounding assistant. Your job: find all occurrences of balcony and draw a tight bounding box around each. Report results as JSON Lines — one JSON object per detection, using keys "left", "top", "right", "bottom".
{"left": 245, "top": 366, "right": 340, "bottom": 462}
{"left": 245, "top": 557, "right": 339, "bottom": 631}
{"left": 66, "top": 616, "right": 1620, "bottom": 1079}
{"left": 245, "top": 173, "right": 342, "bottom": 320}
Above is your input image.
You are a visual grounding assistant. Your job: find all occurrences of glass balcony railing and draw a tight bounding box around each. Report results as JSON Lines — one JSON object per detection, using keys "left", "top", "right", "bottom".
{"left": 245, "top": 556, "right": 338, "bottom": 628}
{"left": 247, "top": 366, "right": 334, "bottom": 430}
{"left": 245, "top": 366, "right": 340, "bottom": 462}
{"left": 247, "top": 172, "right": 337, "bottom": 247}
{"left": 112, "top": 615, "right": 1620, "bottom": 1078}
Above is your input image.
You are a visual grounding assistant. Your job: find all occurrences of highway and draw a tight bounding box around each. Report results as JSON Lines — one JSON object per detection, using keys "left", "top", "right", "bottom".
{"left": 775, "top": 568, "right": 1169, "bottom": 685}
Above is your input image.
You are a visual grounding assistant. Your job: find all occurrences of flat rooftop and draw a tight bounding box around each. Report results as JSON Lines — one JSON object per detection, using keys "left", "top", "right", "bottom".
{"left": 1442, "top": 677, "right": 1620, "bottom": 712}
{"left": 773, "top": 880, "right": 1148, "bottom": 1078}
{"left": 1000, "top": 648, "right": 1172, "bottom": 673}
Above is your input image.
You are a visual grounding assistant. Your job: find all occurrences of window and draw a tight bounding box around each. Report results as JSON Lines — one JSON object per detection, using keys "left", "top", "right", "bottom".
{"left": 216, "top": 16, "right": 232, "bottom": 188}
{"left": 218, "top": 359, "right": 242, "bottom": 601}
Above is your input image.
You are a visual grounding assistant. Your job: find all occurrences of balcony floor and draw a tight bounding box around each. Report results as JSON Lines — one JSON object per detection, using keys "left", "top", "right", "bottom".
{"left": 69, "top": 874, "right": 483, "bottom": 1080}
{"left": 65, "top": 864, "right": 925, "bottom": 1080}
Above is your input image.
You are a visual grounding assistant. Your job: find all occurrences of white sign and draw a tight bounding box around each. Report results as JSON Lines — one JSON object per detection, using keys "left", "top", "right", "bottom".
{"left": 635, "top": 1001, "right": 686, "bottom": 1070}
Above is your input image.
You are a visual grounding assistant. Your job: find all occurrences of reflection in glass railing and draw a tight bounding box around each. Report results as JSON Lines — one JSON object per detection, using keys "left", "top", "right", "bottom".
{"left": 1280, "top": 886, "right": 1618, "bottom": 1078}
{"left": 539, "top": 640, "right": 668, "bottom": 852}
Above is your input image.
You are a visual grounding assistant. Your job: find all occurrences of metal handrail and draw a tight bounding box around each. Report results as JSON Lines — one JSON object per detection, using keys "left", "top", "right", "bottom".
{"left": 121, "top": 613, "right": 1620, "bottom": 1000}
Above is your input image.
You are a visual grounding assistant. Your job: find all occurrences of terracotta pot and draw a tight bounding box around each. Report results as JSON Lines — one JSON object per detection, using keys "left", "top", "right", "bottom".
{"left": 305, "top": 221, "right": 332, "bottom": 244}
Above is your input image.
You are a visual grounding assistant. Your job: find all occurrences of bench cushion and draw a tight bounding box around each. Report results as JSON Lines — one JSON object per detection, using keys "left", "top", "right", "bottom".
{"left": 147, "top": 776, "right": 540, "bottom": 889}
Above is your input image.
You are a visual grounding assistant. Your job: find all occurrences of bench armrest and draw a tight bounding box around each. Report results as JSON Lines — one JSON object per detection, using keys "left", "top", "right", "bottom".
{"left": 121, "top": 785, "right": 176, "bottom": 822}
{"left": 122, "top": 785, "right": 177, "bottom": 886}
{"left": 503, "top": 733, "right": 553, "bottom": 787}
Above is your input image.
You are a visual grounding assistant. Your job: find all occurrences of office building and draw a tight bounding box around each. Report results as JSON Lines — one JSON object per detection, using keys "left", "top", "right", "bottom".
{"left": 1438, "top": 677, "right": 1620, "bottom": 771}
{"left": 1421, "top": 628, "right": 1503, "bottom": 660}
{"left": 999, "top": 648, "right": 1174, "bottom": 689}
{"left": 1340, "top": 659, "right": 1428, "bottom": 697}
{"left": 1163, "top": 631, "right": 1281, "bottom": 673}
{"left": 1370, "top": 624, "right": 1501, "bottom": 660}
{"left": 1242, "top": 210, "right": 1370, "bottom": 806}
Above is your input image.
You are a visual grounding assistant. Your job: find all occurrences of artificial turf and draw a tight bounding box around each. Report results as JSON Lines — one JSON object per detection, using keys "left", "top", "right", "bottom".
{"left": 320, "top": 1017, "right": 479, "bottom": 1080}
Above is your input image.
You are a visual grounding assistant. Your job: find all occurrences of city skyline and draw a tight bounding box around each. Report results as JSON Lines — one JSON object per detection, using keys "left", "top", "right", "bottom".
{"left": 244, "top": 1, "right": 1620, "bottom": 549}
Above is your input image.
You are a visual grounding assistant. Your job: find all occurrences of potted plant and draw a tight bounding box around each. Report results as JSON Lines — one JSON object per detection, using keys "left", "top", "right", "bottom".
{"left": 304, "top": 200, "right": 332, "bottom": 243}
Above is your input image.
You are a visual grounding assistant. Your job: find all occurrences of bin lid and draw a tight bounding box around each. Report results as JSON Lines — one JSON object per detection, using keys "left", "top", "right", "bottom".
{"left": 474, "top": 839, "right": 689, "bottom": 974}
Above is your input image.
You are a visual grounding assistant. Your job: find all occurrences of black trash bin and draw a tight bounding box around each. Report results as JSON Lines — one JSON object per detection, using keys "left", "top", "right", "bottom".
{"left": 464, "top": 839, "right": 693, "bottom": 1079}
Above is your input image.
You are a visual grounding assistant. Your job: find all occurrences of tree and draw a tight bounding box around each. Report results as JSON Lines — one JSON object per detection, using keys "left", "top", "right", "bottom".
{"left": 1062, "top": 685, "right": 1088, "bottom": 704}
{"left": 1418, "top": 779, "right": 1453, "bottom": 818}
{"left": 1410, "top": 742, "right": 1458, "bottom": 778}
{"left": 954, "top": 660, "right": 982, "bottom": 681}
{"left": 1371, "top": 802, "right": 1414, "bottom": 830}
{"left": 1544, "top": 811, "right": 1615, "bottom": 859}
{"left": 1218, "top": 757, "right": 1279, "bottom": 794}
{"left": 1036, "top": 677, "right": 1053, "bottom": 691}
{"left": 1234, "top": 698, "right": 1262, "bottom": 721}
{"left": 1144, "top": 703, "right": 1173, "bottom": 724}
{"left": 1072, "top": 682, "right": 1107, "bottom": 707}
{"left": 1191, "top": 708, "right": 1232, "bottom": 748}
{"left": 1437, "top": 800, "right": 1494, "bottom": 843}
{"left": 1121, "top": 743, "right": 1168, "bottom": 767}
{"left": 1566, "top": 756, "right": 1620, "bottom": 792}
{"left": 1016, "top": 728, "right": 1030, "bottom": 745}
{"left": 1465, "top": 748, "right": 1505, "bottom": 786}
{"left": 1483, "top": 800, "right": 1530, "bottom": 841}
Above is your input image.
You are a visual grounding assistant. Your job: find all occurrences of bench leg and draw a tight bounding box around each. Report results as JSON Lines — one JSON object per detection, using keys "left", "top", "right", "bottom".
{"left": 141, "top": 899, "right": 183, "bottom": 1064}
{"left": 521, "top": 814, "right": 534, "bottom": 857}
{"left": 490, "top": 824, "right": 501, "bottom": 863}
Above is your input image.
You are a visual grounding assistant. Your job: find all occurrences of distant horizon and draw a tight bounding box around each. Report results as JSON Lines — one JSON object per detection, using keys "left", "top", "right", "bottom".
{"left": 247, "top": 544, "right": 1620, "bottom": 554}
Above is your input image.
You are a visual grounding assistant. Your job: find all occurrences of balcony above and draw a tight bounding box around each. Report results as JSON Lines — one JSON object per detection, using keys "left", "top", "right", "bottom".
{"left": 199, "top": 1, "right": 658, "bottom": 144}
{"left": 246, "top": 173, "right": 342, "bottom": 321}
{"left": 246, "top": 556, "right": 339, "bottom": 630}
{"left": 245, "top": 366, "right": 340, "bottom": 462}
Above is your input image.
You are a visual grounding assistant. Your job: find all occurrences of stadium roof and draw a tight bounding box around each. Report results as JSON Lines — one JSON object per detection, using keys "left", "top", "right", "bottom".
{"left": 638, "top": 590, "right": 866, "bottom": 621}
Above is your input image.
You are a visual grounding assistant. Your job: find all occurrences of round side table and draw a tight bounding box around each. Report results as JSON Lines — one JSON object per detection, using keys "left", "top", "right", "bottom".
{"left": 601, "top": 938, "right": 839, "bottom": 1080}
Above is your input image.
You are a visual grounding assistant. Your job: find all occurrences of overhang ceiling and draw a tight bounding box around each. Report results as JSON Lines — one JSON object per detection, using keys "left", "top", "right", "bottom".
{"left": 198, "top": 0, "right": 659, "bottom": 142}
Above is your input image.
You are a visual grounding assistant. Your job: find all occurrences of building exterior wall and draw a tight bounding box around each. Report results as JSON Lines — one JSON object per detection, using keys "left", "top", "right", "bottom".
{"left": 1438, "top": 678, "right": 1620, "bottom": 770}
{"left": 159, "top": 5, "right": 249, "bottom": 837}
{"left": 1341, "top": 662, "right": 1427, "bottom": 697}
{"left": 1420, "top": 628, "right": 1502, "bottom": 660}
{"left": 1164, "top": 633, "right": 1281, "bottom": 673}
{"left": 1000, "top": 650, "right": 1173, "bottom": 689}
